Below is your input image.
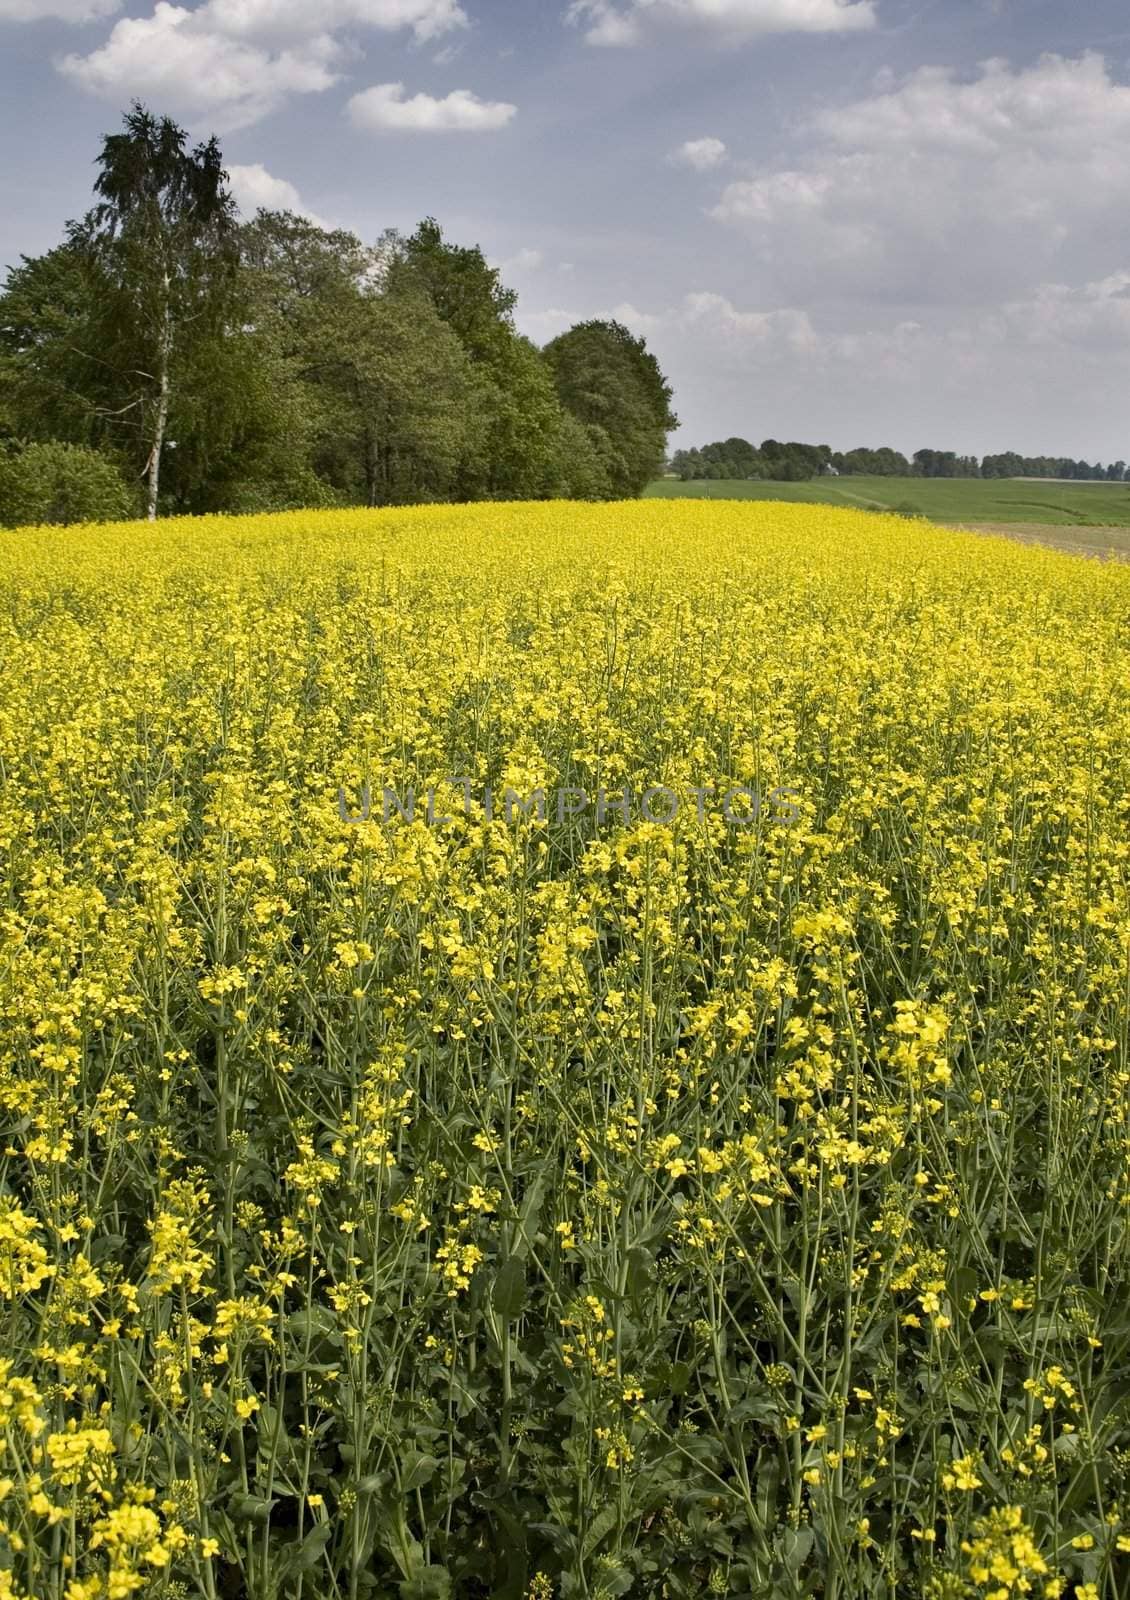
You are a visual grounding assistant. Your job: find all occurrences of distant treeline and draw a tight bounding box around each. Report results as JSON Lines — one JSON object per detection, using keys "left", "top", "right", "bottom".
{"left": 0, "top": 105, "right": 677, "bottom": 525}
{"left": 670, "top": 439, "right": 1128, "bottom": 483}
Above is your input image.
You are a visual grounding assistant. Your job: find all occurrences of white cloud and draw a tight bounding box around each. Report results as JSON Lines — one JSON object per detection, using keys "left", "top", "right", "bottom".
{"left": 522, "top": 275, "right": 1130, "bottom": 458}
{"left": 680, "top": 291, "right": 819, "bottom": 350}
{"left": 523, "top": 274, "right": 1130, "bottom": 379}
{"left": 60, "top": 5, "right": 338, "bottom": 129}
{"left": 614, "top": 293, "right": 820, "bottom": 355}
{"left": 496, "top": 247, "right": 544, "bottom": 273}
{"left": 567, "top": 0, "right": 876, "bottom": 47}
{"left": 348, "top": 82, "right": 517, "bottom": 132}
{"left": 519, "top": 306, "right": 579, "bottom": 336}
{"left": 227, "top": 162, "right": 328, "bottom": 226}
{"left": 0, "top": 0, "right": 119, "bottom": 17}
{"left": 671, "top": 136, "right": 727, "bottom": 170}
{"left": 227, "top": 162, "right": 303, "bottom": 214}
{"left": 711, "top": 53, "right": 1130, "bottom": 309}
{"left": 571, "top": 2, "right": 640, "bottom": 44}
{"left": 507, "top": 54, "right": 1130, "bottom": 460}
{"left": 201, "top": 0, "right": 466, "bottom": 43}
{"left": 1000, "top": 271, "right": 1130, "bottom": 350}
{"left": 520, "top": 290, "right": 818, "bottom": 351}
{"left": 57, "top": 0, "right": 467, "bottom": 128}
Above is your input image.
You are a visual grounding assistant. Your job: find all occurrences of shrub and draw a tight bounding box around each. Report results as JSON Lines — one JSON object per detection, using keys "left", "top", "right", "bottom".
{"left": 214, "top": 467, "right": 344, "bottom": 516}
{"left": 0, "top": 441, "right": 136, "bottom": 528}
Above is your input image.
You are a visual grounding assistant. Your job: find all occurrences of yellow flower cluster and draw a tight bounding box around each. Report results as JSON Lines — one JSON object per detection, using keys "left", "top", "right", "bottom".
{"left": 0, "top": 500, "right": 1126, "bottom": 1595}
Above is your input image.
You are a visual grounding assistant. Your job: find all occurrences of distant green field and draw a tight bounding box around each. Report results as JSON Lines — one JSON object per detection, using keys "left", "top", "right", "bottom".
{"left": 645, "top": 475, "right": 1130, "bottom": 527}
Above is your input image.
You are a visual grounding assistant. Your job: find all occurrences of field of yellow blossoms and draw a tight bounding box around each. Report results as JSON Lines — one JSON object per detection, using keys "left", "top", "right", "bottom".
{"left": 0, "top": 500, "right": 1127, "bottom": 1600}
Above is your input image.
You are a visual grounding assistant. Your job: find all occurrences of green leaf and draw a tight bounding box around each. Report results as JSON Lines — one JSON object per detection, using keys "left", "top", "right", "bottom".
{"left": 514, "top": 1169, "right": 550, "bottom": 1260}
{"left": 274, "top": 1521, "right": 333, "bottom": 1580}
{"left": 228, "top": 1493, "right": 276, "bottom": 1525}
{"left": 658, "top": 1359, "right": 691, "bottom": 1397}
{"left": 595, "top": 1561, "right": 634, "bottom": 1596}
{"left": 756, "top": 1451, "right": 780, "bottom": 1531}
{"left": 399, "top": 1566, "right": 452, "bottom": 1600}
{"left": 777, "top": 1526, "right": 814, "bottom": 1575}
{"left": 400, "top": 1451, "right": 439, "bottom": 1494}
{"left": 626, "top": 1244, "right": 656, "bottom": 1305}
{"left": 581, "top": 1503, "right": 619, "bottom": 1557}
{"left": 492, "top": 1256, "right": 527, "bottom": 1319}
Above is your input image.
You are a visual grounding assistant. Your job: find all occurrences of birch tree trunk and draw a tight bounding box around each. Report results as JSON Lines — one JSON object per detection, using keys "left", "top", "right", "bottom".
{"left": 146, "top": 280, "right": 171, "bottom": 522}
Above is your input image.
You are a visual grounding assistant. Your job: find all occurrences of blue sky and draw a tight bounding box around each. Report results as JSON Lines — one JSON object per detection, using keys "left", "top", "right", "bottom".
{"left": 3, "top": 0, "right": 1130, "bottom": 459}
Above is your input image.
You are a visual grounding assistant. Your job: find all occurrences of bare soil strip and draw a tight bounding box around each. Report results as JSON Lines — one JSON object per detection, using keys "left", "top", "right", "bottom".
{"left": 947, "top": 521, "right": 1130, "bottom": 561}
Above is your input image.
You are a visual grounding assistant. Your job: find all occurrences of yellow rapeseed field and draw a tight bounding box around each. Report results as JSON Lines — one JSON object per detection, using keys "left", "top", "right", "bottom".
{"left": 0, "top": 501, "right": 1127, "bottom": 1600}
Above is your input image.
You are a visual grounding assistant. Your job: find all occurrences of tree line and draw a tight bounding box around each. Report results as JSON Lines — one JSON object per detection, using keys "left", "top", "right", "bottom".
{"left": 671, "top": 439, "right": 1128, "bottom": 483}
{"left": 0, "top": 105, "right": 677, "bottom": 526}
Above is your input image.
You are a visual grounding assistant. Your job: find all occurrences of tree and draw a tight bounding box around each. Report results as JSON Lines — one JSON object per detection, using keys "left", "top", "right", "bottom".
{"left": 0, "top": 440, "right": 134, "bottom": 527}
{"left": 913, "top": 449, "right": 963, "bottom": 478}
{"left": 352, "top": 289, "right": 481, "bottom": 506}
{"left": 670, "top": 447, "right": 706, "bottom": 481}
{"left": 0, "top": 242, "right": 117, "bottom": 451}
{"left": 388, "top": 218, "right": 518, "bottom": 365}
{"left": 0, "top": 212, "right": 327, "bottom": 517}
{"left": 549, "top": 409, "right": 613, "bottom": 499}
{"left": 543, "top": 320, "right": 677, "bottom": 498}
{"left": 982, "top": 452, "right": 1025, "bottom": 479}
{"left": 77, "top": 104, "right": 238, "bottom": 518}
{"left": 461, "top": 335, "right": 573, "bottom": 501}
{"left": 386, "top": 221, "right": 595, "bottom": 500}
{"left": 158, "top": 320, "right": 332, "bottom": 515}
{"left": 239, "top": 210, "right": 379, "bottom": 323}
{"left": 240, "top": 210, "right": 481, "bottom": 507}
{"left": 1, "top": 114, "right": 681, "bottom": 517}
{"left": 759, "top": 440, "right": 826, "bottom": 481}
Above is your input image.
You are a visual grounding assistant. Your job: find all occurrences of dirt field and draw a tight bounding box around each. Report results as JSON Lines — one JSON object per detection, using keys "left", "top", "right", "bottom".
{"left": 955, "top": 521, "right": 1130, "bottom": 561}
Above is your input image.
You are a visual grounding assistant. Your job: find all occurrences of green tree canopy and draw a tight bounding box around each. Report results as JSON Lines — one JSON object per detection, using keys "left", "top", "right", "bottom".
{"left": 543, "top": 320, "right": 677, "bottom": 498}
{"left": 77, "top": 103, "right": 239, "bottom": 518}
{"left": 388, "top": 217, "right": 518, "bottom": 366}
{"left": 240, "top": 210, "right": 481, "bottom": 507}
{"left": 0, "top": 440, "right": 135, "bottom": 527}
{"left": 0, "top": 110, "right": 681, "bottom": 519}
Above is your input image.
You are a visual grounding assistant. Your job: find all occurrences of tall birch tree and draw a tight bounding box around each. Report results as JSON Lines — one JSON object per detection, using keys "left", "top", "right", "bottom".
{"left": 79, "top": 104, "right": 237, "bottom": 520}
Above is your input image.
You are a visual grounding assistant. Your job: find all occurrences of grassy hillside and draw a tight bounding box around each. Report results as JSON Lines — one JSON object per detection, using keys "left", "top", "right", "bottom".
{"left": 646, "top": 473, "right": 1130, "bottom": 526}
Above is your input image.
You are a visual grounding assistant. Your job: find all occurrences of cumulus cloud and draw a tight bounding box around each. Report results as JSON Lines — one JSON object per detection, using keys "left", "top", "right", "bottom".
{"left": 527, "top": 266, "right": 1130, "bottom": 374}
{"left": 571, "top": 2, "right": 639, "bottom": 44}
{"left": 60, "top": 6, "right": 339, "bottom": 129}
{"left": 521, "top": 274, "right": 1130, "bottom": 457}
{"left": 497, "top": 247, "right": 545, "bottom": 272}
{"left": 227, "top": 162, "right": 329, "bottom": 226}
{"left": 57, "top": 0, "right": 467, "bottom": 128}
{"left": 520, "top": 290, "right": 818, "bottom": 351}
{"left": 711, "top": 53, "right": 1130, "bottom": 309}
{"left": 201, "top": 0, "right": 466, "bottom": 43}
{"left": 567, "top": 0, "right": 876, "bottom": 48}
{"left": 0, "top": 0, "right": 120, "bottom": 17}
{"left": 363, "top": 41, "right": 1130, "bottom": 460}
{"left": 671, "top": 136, "right": 727, "bottom": 170}
{"left": 348, "top": 82, "right": 517, "bottom": 132}
{"left": 999, "top": 271, "right": 1130, "bottom": 350}
{"left": 679, "top": 290, "right": 818, "bottom": 348}
{"left": 624, "top": 293, "right": 820, "bottom": 355}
